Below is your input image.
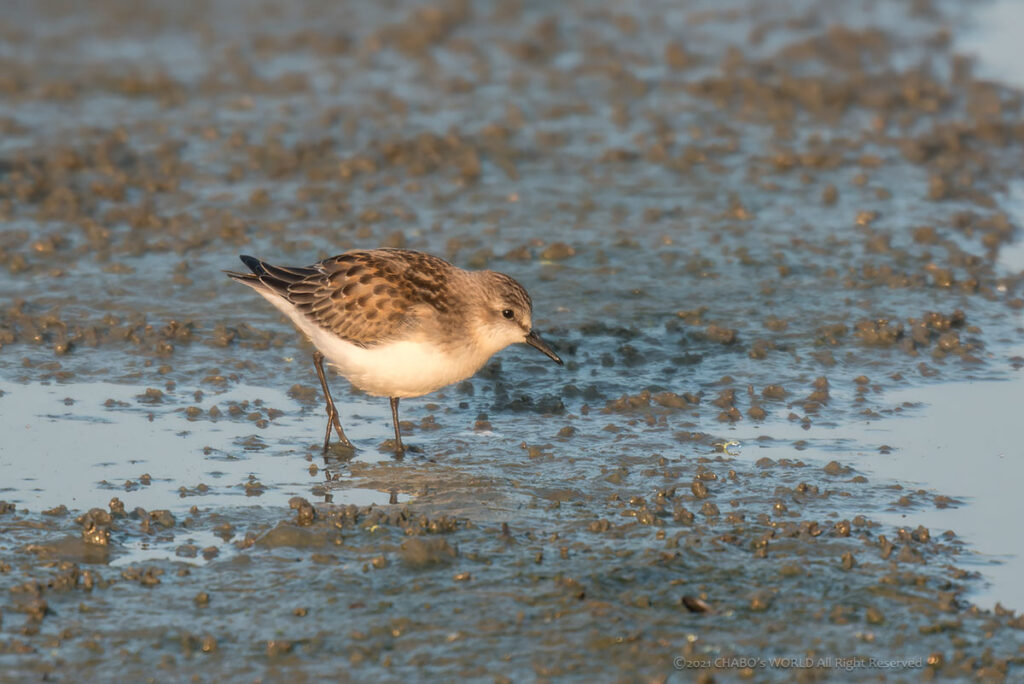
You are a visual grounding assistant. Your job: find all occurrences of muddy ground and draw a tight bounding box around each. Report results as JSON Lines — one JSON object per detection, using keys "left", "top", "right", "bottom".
{"left": 1, "top": 0, "right": 1024, "bottom": 681}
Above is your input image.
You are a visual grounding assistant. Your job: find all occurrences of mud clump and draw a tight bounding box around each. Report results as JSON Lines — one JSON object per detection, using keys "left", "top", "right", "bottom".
{"left": 854, "top": 319, "right": 904, "bottom": 346}
{"left": 289, "top": 497, "right": 317, "bottom": 526}
{"left": 539, "top": 242, "right": 576, "bottom": 261}
{"left": 399, "top": 537, "right": 458, "bottom": 568}
{"left": 602, "top": 389, "right": 699, "bottom": 414}
{"left": 76, "top": 508, "right": 112, "bottom": 546}
{"left": 287, "top": 384, "right": 320, "bottom": 404}
{"left": 824, "top": 461, "right": 852, "bottom": 476}
{"left": 256, "top": 524, "right": 334, "bottom": 549}
{"left": 705, "top": 325, "right": 738, "bottom": 345}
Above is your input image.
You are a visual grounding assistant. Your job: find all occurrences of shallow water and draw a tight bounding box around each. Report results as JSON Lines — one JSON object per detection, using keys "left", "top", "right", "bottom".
{"left": 2, "top": 0, "right": 1024, "bottom": 681}
{"left": 724, "top": 356, "right": 1024, "bottom": 609}
{"left": 0, "top": 381, "right": 409, "bottom": 511}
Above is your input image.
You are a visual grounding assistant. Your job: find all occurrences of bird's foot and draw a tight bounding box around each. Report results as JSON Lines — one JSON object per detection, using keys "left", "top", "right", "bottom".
{"left": 321, "top": 441, "right": 356, "bottom": 461}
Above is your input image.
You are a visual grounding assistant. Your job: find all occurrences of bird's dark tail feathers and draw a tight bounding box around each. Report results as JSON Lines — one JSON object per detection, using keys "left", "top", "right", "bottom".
{"left": 226, "top": 255, "right": 318, "bottom": 296}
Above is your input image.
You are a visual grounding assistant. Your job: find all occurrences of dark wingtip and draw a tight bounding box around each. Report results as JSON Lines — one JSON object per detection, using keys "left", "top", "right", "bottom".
{"left": 239, "top": 255, "right": 264, "bottom": 274}
{"left": 225, "top": 269, "right": 250, "bottom": 281}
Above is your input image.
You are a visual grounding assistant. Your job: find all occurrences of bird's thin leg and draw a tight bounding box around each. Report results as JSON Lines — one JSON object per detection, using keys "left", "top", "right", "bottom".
{"left": 312, "top": 351, "right": 352, "bottom": 452}
{"left": 389, "top": 396, "right": 405, "bottom": 456}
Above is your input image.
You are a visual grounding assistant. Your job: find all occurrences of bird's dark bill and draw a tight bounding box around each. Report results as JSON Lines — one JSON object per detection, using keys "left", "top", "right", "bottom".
{"left": 525, "top": 330, "right": 563, "bottom": 365}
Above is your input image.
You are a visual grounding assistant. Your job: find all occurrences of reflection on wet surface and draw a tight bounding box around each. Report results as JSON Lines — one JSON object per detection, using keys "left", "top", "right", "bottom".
{"left": 869, "top": 370, "right": 1024, "bottom": 611}
{"left": 726, "top": 356, "right": 1024, "bottom": 610}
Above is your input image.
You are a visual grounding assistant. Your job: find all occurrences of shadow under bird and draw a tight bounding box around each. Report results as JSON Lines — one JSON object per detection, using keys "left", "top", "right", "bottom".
{"left": 227, "top": 248, "right": 563, "bottom": 455}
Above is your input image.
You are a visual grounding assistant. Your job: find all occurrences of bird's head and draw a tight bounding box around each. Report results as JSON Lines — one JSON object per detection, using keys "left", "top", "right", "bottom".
{"left": 471, "top": 271, "right": 562, "bottom": 365}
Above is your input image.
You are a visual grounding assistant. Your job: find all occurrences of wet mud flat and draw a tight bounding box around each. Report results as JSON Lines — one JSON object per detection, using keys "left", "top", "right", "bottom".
{"left": 2, "top": 0, "right": 1024, "bottom": 681}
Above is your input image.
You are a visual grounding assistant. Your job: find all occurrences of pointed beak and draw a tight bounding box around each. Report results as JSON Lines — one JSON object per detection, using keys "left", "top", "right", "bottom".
{"left": 525, "top": 329, "right": 563, "bottom": 365}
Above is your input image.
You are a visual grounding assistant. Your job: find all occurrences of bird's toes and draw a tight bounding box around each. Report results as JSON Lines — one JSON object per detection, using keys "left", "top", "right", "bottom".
{"left": 322, "top": 441, "right": 356, "bottom": 461}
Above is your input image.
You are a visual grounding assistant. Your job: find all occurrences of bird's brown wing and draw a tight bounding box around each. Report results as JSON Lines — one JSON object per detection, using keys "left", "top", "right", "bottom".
{"left": 242, "top": 249, "right": 456, "bottom": 348}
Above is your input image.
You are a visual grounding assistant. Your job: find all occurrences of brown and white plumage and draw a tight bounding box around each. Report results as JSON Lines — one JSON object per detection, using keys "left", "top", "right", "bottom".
{"left": 227, "top": 248, "right": 562, "bottom": 454}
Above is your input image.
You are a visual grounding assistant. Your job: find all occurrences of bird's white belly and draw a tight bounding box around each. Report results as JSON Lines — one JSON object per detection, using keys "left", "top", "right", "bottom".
{"left": 324, "top": 336, "right": 484, "bottom": 398}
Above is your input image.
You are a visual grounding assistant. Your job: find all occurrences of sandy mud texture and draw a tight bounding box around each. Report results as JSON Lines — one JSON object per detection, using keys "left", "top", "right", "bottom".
{"left": 2, "top": 0, "right": 1024, "bottom": 681}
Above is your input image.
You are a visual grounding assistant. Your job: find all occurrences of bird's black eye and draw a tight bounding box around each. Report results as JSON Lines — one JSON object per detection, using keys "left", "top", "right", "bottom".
{"left": 502, "top": 308, "right": 515, "bottom": 320}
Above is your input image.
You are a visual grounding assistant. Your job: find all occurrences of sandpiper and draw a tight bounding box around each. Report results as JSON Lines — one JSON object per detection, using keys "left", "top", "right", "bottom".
{"left": 227, "top": 248, "right": 563, "bottom": 455}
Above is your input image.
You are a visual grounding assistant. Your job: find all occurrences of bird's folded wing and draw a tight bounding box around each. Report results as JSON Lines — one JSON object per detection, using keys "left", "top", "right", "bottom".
{"left": 287, "top": 250, "right": 452, "bottom": 348}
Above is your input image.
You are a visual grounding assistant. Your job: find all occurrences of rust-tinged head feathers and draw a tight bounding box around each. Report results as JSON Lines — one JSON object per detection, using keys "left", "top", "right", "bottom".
{"left": 471, "top": 271, "right": 562, "bottom": 364}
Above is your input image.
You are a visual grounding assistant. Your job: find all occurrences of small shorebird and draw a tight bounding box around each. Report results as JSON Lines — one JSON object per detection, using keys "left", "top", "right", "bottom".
{"left": 227, "top": 248, "right": 563, "bottom": 455}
